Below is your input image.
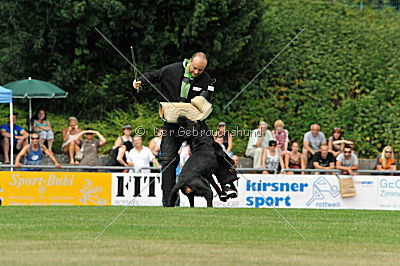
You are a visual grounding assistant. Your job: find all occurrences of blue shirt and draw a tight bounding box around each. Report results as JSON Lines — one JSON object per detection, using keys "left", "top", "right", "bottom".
{"left": 0, "top": 123, "right": 25, "bottom": 141}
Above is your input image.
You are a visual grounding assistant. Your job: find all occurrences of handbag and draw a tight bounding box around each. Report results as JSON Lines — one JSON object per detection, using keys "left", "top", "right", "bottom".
{"left": 74, "top": 141, "right": 85, "bottom": 161}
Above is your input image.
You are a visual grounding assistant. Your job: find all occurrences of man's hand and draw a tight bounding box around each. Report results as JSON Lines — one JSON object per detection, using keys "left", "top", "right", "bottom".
{"left": 348, "top": 168, "right": 354, "bottom": 176}
{"left": 55, "top": 163, "right": 62, "bottom": 169}
{"left": 15, "top": 162, "right": 21, "bottom": 168}
{"left": 132, "top": 80, "right": 142, "bottom": 90}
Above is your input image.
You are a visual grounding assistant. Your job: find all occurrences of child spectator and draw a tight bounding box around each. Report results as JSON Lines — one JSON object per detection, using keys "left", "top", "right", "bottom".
{"left": 62, "top": 117, "right": 82, "bottom": 164}
{"left": 285, "top": 141, "right": 304, "bottom": 175}
{"left": 33, "top": 108, "right": 55, "bottom": 153}
{"left": 376, "top": 146, "right": 397, "bottom": 171}
{"left": 272, "top": 120, "right": 289, "bottom": 155}
{"left": 328, "top": 127, "right": 344, "bottom": 157}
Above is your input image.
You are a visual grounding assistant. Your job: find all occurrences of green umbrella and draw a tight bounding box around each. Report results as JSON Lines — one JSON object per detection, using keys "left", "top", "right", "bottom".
{"left": 3, "top": 77, "right": 68, "bottom": 130}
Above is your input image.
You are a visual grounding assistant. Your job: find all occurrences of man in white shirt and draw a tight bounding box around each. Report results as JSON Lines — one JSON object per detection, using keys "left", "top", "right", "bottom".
{"left": 245, "top": 121, "right": 273, "bottom": 168}
{"left": 126, "top": 135, "right": 160, "bottom": 173}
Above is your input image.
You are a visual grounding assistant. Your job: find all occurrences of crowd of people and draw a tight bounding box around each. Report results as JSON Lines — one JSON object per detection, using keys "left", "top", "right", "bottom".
{"left": 0, "top": 111, "right": 397, "bottom": 175}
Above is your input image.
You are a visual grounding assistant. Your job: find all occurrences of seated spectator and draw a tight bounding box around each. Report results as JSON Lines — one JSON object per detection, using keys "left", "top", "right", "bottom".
{"left": 126, "top": 135, "right": 160, "bottom": 173}
{"left": 149, "top": 126, "right": 163, "bottom": 157}
{"left": 231, "top": 155, "right": 239, "bottom": 168}
{"left": 262, "top": 140, "right": 284, "bottom": 174}
{"left": 73, "top": 128, "right": 107, "bottom": 168}
{"left": 113, "top": 124, "right": 133, "bottom": 148}
{"left": 108, "top": 141, "right": 134, "bottom": 172}
{"left": 285, "top": 141, "right": 304, "bottom": 175}
{"left": 245, "top": 121, "right": 273, "bottom": 168}
{"left": 214, "top": 121, "right": 233, "bottom": 157}
{"left": 32, "top": 108, "right": 55, "bottom": 153}
{"left": 15, "top": 132, "right": 61, "bottom": 171}
{"left": 313, "top": 144, "right": 335, "bottom": 175}
{"left": 328, "top": 127, "right": 344, "bottom": 157}
{"left": 302, "top": 124, "right": 326, "bottom": 169}
{"left": 272, "top": 120, "right": 289, "bottom": 155}
{"left": 215, "top": 136, "right": 227, "bottom": 153}
{"left": 1, "top": 114, "right": 29, "bottom": 163}
{"left": 376, "top": 146, "right": 397, "bottom": 172}
{"left": 336, "top": 145, "right": 359, "bottom": 176}
{"left": 62, "top": 117, "right": 82, "bottom": 164}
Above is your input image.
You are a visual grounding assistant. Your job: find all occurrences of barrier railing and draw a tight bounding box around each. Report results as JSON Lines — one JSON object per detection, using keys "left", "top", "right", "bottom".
{"left": 1, "top": 164, "right": 399, "bottom": 175}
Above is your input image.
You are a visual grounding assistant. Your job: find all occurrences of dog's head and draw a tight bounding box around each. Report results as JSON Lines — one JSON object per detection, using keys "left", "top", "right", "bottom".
{"left": 213, "top": 142, "right": 239, "bottom": 182}
{"left": 177, "top": 116, "right": 205, "bottom": 142}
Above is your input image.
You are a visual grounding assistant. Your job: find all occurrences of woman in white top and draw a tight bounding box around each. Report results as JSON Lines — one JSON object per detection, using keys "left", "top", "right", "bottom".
{"left": 113, "top": 124, "right": 134, "bottom": 148}
{"left": 262, "top": 140, "right": 285, "bottom": 174}
{"left": 62, "top": 117, "right": 82, "bottom": 164}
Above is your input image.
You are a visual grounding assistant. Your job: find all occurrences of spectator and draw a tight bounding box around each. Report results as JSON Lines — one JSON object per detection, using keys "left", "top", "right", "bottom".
{"left": 108, "top": 141, "right": 134, "bottom": 172}
{"left": 231, "top": 155, "right": 239, "bottom": 168}
{"left": 149, "top": 126, "right": 163, "bottom": 157}
{"left": 302, "top": 124, "right": 326, "bottom": 168}
{"left": 179, "top": 141, "right": 191, "bottom": 169}
{"left": 262, "top": 140, "right": 284, "bottom": 174}
{"left": 1, "top": 114, "right": 29, "bottom": 163}
{"left": 214, "top": 121, "right": 233, "bottom": 157}
{"left": 376, "top": 146, "right": 397, "bottom": 172}
{"left": 245, "top": 121, "right": 273, "bottom": 168}
{"left": 15, "top": 132, "right": 61, "bottom": 171}
{"left": 215, "top": 135, "right": 227, "bottom": 153}
{"left": 272, "top": 120, "right": 289, "bottom": 155}
{"left": 126, "top": 135, "right": 160, "bottom": 173}
{"left": 336, "top": 145, "right": 359, "bottom": 176}
{"left": 62, "top": 117, "right": 82, "bottom": 164}
{"left": 73, "top": 128, "right": 107, "bottom": 168}
{"left": 113, "top": 124, "right": 133, "bottom": 149}
{"left": 328, "top": 127, "right": 344, "bottom": 157}
{"left": 32, "top": 108, "right": 55, "bottom": 153}
{"left": 285, "top": 141, "right": 304, "bottom": 175}
{"left": 313, "top": 144, "right": 336, "bottom": 175}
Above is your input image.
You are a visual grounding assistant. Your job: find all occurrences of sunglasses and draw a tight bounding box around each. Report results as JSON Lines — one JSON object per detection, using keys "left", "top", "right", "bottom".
{"left": 385, "top": 151, "right": 393, "bottom": 154}
{"left": 31, "top": 137, "right": 40, "bottom": 140}
{"left": 344, "top": 151, "right": 351, "bottom": 154}
{"left": 269, "top": 144, "right": 277, "bottom": 147}
{"left": 85, "top": 133, "right": 94, "bottom": 135}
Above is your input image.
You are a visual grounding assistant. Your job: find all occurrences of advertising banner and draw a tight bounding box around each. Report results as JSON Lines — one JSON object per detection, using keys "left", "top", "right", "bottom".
{"left": 0, "top": 171, "right": 111, "bottom": 206}
{"left": 111, "top": 173, "right": 163, "bottom": 206}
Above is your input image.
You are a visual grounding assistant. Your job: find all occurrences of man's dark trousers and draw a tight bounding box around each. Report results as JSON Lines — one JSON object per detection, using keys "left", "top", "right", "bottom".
{"left": 158, "top": 122, "right": 182, "bottom": 206}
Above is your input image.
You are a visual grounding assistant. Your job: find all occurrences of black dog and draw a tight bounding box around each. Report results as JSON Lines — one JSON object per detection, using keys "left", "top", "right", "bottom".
{"left": 167, "top": 117, "right": 238, "bottom": 207}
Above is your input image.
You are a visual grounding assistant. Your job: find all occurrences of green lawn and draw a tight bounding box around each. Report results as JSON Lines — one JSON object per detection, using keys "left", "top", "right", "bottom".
{"left": 0, "top": 207, "right": 399, "bottom": 265}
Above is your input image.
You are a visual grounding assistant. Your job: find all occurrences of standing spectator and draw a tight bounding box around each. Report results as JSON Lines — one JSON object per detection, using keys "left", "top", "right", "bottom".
{"left": 32, "top": 108, "right": 55, "bottom": 153}
{"left": 285, "top": 141, "right": 304, "bottom": 175}
{"left": 272, "top": 120, "right": 289, "bottom": 155}
{"left": 302, "top": 124, "right": 326, "bottom": 169}
{"left": 262, "top": 140, "right": 284, "bottom": 174}
{"left": 328, "top": 127, "right": 344, "bottom": 157}
{"left": 214, "top": 121, "right": 233, "bottom": 157}
{"left": 376, "top": 146, "right": 397, "bottom": 171}
{"left": 62, "top": 117, "right": 82, "bottom": 164}
{"left": 126, "top": 135, "right": 161, "bottom": 173}
{"left": 73, "top": 128, "right": 107, "bottom": 168}
{"left": 215, "top": 135, "right": 227, "bottom": 153}
{"left": 113, "top": 124, "right": 133, "bottom": 149}
{"left": 245, "top": 121, "right": 273, "bottom": 168}
{"left": 149, "top": 126, "right": 163, "bottom": 158}
{"left": 1, "top": 114, "right": 29, "bottom": 163}
{"left": 231, "top": 155, "right": 239, "bottom": 168}
{"left": 312, "top": 144, "right": 336, "bottom": 175}
{"left": 179, "top": 141, "right": 191, "bottom": 169}
{"left": 15, "top": 132, "right": 61, "bottom": 171}
{"left": 336, "top": 145, "right": 359, "bottom": 176}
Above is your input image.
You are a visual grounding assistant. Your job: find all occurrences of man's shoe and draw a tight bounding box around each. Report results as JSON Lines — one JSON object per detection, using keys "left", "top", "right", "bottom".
{"left": 222, "top": 184, "right": 238, "bottom": 199}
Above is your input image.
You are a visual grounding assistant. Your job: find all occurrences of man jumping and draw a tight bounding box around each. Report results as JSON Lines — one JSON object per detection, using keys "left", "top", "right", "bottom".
{"left": 133, "top": 52, "right": 236, "bottom": 206}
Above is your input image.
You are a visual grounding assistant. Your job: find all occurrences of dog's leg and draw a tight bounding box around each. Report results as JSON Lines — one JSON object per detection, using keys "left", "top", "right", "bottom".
{"left": 188, "top": 194, "right": 195, "bottom": 208}
{"left": 167, "top": 183, "right": 182, "bottom": 207}
{"left": 205, "top": 189, "right": 213, "bottom": 208}
{"left": 209, "top": 177, "right": 223, "bottom": 196}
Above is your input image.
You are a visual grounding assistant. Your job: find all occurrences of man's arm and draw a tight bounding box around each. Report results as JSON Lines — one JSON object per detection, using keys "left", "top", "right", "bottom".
{"left": 152, "top": 158, "right": 160, "bottom": 168}
{"left": 42, "top": 145, "right": 61, "bottom": 168}
{"left": 1, "top": 129, "right": 9, "bottom": 138}
{"left": 303, "top": 141, "right": 314, "bottom": 155}
{"left": 133, "top": 67, "right": 163, "bottom": 89}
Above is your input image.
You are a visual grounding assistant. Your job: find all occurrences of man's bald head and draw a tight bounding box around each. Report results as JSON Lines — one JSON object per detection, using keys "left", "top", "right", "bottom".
{"left": 189, "top": 52, "right": 208, "bottom": 77}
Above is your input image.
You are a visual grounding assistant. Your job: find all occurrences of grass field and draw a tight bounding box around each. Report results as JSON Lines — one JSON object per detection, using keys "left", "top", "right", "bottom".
{"left": 0, "top": 207, "right": 399, "bottom": 265}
